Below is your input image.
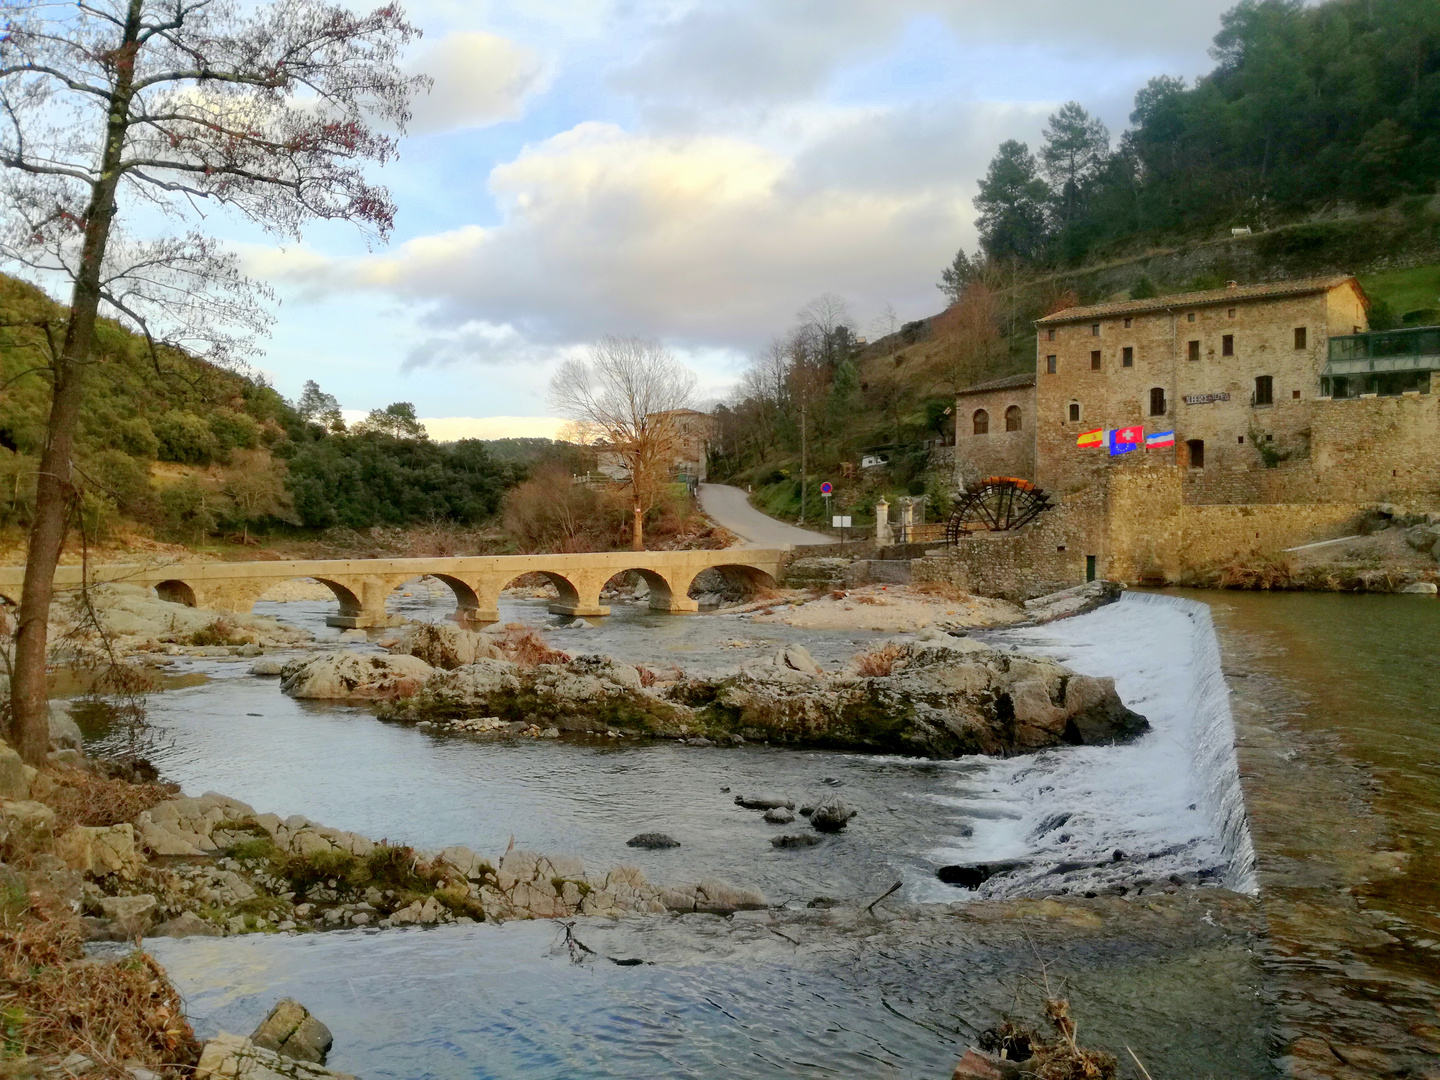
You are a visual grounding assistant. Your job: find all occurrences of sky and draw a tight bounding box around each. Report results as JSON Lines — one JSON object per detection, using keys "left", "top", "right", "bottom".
{"left": 230, "top": 0, "right": 1243, "bottom": 439}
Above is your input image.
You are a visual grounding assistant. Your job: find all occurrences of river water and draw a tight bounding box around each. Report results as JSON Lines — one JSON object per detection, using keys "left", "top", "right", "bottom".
{"left": 114, "top": 585, "right": 1438, "bottom": 1078}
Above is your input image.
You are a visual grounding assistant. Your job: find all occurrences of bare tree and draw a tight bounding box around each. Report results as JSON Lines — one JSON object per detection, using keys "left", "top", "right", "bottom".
{"left": 550, "top": 336, "right": 696, "bottom": 552}
{"left": 0, "top": 0, "right": 425, "bottom": 763}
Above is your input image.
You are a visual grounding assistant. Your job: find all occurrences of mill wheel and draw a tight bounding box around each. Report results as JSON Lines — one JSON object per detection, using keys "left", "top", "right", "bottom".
{"left": 945, "top": 477, "right": 1053, "bottom": 543}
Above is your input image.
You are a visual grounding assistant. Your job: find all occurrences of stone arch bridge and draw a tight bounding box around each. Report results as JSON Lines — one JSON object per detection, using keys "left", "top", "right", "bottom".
{"left": 0, "top": 550, "right": 788, "bottom": 628}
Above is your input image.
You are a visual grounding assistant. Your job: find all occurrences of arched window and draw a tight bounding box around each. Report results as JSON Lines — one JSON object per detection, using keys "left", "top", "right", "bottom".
{"left": 1149, "top": 387, "right": 1167, "bottom": 415}
{"left": 1068, "top": 402, "right": 1081, "bottom": 423}
{"left": 1005, "top": 405, "right": 1022, "bottom": 432}
{"left": 1254, "top": 375, "right": 1273, "bottom": 406}
{"left": 972, "top": 409, "right": 989, "bottom": 435}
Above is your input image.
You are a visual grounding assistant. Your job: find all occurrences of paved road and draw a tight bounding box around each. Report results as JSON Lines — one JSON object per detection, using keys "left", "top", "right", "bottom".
{"left": 697, "top": 483, "right": 835, "bottom": 548}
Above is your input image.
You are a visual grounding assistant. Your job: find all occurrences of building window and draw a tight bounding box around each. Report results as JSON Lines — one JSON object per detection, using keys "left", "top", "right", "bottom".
{"left": 1046, "top": 355, "right": 1057, "bottom": 374}
{"left": 1228, "top": 308, "right": 1236, "bottom": 318}
{"left": 1091, "top": 350, "right": 1101, "bottom": 370}
{"left": 1294, "top": 327, "right": 1307, "bottom": 349}
{"left": 1188, "top": 340, "right": 1200, "bottom": 361}
{"left": 1187, "top": 312, "right": 1196, "bottom": 322}
{"left": 1091, "top": 323, "right": 1100, "bottom": 336}
{"left": 1068, "top": 402, "right": 1081, "bottom": 423}
{"left": 1292, "top": 389, "right": 1301, "bottom": 399}
{"left": 1222, "top": 334, "right": 1234, "bottom": 356}
{"left": 1149, "top": 387, "right": 1167, "bottom": 415}
{"left": 1047, "top": 328, "right": 1056, "bottom": 341}
{"left": 1005, "top": 405, "right": 1022, "bottom": 432}
{"left": 1187, "top": 439, "right": 1205, "bottom": 468}
{"left": 1238, "top": 435, "right": 1245, "bottom": 444}
{"left": 1254, "top": 375, "right": 1273, "bottom": 406}
{"left": 1122, "top": 346, "right": 1133, "bottom": 367}
{"left": 973, "top": 409, "right": 989, "bottom": 435}
{"left": 1124, "top": 317, "right": 1133, "bottom": 328}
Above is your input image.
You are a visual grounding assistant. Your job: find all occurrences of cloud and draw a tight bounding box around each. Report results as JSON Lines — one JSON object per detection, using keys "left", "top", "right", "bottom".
{"left": 612, "top": 0, "right": 1239, "bottom": 116}
{"left": 254, "top": 115, "right": 993, "bottom": 354}
{"left": 407, "top": 32, "right": 546, "bottom": 134}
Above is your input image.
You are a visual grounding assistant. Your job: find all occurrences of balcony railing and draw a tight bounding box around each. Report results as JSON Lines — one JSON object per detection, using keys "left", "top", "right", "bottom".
{"left": 1326, "top": 325, "right": 1440, "bottom": 376}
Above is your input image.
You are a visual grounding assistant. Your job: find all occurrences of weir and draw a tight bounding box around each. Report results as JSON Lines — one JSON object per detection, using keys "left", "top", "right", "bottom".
{"left": 1125, "top": 592, "right": 1258, "bottom": 893}
{"left": 0, "top": 549, "right": 788, "bottom": 629}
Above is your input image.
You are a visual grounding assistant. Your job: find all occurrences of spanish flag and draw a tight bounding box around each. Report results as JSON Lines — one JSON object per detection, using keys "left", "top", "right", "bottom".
{"left": 1077, "top": 428, "right": 1104, "bottom": 448}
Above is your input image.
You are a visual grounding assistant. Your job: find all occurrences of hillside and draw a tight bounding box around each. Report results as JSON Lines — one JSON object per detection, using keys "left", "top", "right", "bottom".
{"left": 0, "top": 272, "right": 537, "bottom": 559}
{"left": 711, "top": 214, "right": 1440, "bottom": 534}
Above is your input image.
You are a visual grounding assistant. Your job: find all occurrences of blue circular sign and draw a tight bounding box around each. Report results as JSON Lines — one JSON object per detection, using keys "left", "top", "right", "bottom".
{"left": 820, "top": 482, "right": 833, "bottom": 495}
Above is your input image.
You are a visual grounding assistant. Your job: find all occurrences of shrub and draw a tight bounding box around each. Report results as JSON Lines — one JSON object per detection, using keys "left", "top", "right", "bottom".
{"left": 153, "top": 410, "right": 220, "bottom": 465}
{"left": 208, "top": 408, "right": 262, "bottom": 453}
{"left": 158, "top": 477, "right": 216, "bottom": 542}
{"left": 853, "top": 642, "right": 907, "bottom": 677}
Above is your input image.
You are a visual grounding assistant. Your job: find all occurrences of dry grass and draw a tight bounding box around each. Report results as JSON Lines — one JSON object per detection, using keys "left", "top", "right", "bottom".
{"left": 1216, "top": 556, "right": 1296, "bottom": 590}
{"left": 493, "top": 624, "right": 571, "bottom": 667}
{"left": 44, "top": 766, "right": 178, "bottom": 834}
{"left": 185, "top": 616, "right": 255, "bottom": 647}
{"left": 852, "top": 642, "right": 907, "bottom": 678}
{"left": 0, "top": 865, "right": 199, "bottom": 1076}
{"left": 914, "top": 580, "right": 971, "bottom": 603}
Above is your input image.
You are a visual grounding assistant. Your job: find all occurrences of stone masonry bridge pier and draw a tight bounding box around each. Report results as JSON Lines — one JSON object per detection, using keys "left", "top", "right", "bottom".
{"left": 0, "top": 550, "right": 788, "bottom": 628}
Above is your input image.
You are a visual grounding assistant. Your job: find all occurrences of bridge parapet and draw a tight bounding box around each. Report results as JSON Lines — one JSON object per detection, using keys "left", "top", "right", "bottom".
{"left": 0, "top": 549, "right": 787, "bottom": 628}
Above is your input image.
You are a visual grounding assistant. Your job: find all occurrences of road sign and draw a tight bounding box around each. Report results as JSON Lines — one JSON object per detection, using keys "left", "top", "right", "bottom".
{"left": 832, "top": 515, "right": 852, "bottom": 528}
{"left": 820, "top": 482, "right": 833, "bottom": 495}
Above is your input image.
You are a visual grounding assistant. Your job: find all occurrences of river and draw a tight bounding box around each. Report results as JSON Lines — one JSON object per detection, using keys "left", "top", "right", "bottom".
{"left": 106, "top": 585, "right": 1437, "bottom": 1078}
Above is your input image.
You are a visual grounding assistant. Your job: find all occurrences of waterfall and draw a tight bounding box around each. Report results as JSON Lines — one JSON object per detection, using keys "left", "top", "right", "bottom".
{"left": 1118, "top": 592, "right": 1258, "bottom": 893}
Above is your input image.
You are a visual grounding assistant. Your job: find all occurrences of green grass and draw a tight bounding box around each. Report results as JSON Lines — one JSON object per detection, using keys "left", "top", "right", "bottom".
{"left": 1359, "top": 263, "right": 1440, "bottom": 322}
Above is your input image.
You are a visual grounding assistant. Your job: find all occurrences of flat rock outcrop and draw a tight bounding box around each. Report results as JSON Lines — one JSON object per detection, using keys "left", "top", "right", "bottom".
{"left": 376, "top": 639, "right": 1147, "bottom": 758}
{"left": 673, "top": 637, "right": 1147, "bottom": 757}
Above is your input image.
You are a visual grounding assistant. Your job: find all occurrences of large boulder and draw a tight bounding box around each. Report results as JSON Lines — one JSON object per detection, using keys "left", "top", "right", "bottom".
{"left": 388, "top": 623, "right": 500, "bottom": 670}
{"left": 55, "top": 823, "right": 143, "bottom": 879}
{"left": 250, "top": 999, "right": 334, "bottom": 1064}
{"left": 97, "top": 893, "right": 158, "bottom": 938}
{"left": 280, "top": 651, "right": 433, "bottom": 701}
{"left": 195, "top": 1033, "right": 357, "bottom": 1080}
{"left": 0, "top": 799, "right": 54, "bottom": 851}
{"left": 0, "top": 742, "right": 29, "bottom": 801}
{"left": 48, "top": 701, "right": 85, "bottom": 753}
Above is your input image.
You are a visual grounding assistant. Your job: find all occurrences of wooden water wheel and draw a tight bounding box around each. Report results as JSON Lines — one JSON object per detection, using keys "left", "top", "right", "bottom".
{"left": 945, "top": 477, "right": 1053, "bottom": 543}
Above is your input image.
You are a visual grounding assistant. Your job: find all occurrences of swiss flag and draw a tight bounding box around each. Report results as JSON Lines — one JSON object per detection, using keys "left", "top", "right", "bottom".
{"left": 1114, "top": 425, "right": 1143, "bottom": 444}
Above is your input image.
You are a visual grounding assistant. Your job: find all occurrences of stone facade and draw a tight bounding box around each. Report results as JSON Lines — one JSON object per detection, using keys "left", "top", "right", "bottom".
{"left": 1033, "top": 276, "right": 1370, "bottom": 495}
{"left": 953, "top": 373, "right": 1036, "bottom": 488}
{"left": 914, "top": 468, "right": 1371, "bottom": 601}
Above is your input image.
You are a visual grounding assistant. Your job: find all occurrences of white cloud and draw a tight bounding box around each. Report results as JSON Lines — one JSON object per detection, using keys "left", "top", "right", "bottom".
{"left": 254, "top": 116, "right": 990, "bottom": 354}
{"left": 407, "top": 32, "right": 546, "bottom": 134}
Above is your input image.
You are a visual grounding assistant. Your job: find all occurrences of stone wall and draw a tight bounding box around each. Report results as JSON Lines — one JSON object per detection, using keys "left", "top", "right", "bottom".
{"left": 913, "top": 468, "right": 1374, "bottom": 600}
{"left": 1178, "top": 394, "right": 1440, "bottom": 508}
{"left": 954, "top": 384, "right": 1036, "bottom": 487}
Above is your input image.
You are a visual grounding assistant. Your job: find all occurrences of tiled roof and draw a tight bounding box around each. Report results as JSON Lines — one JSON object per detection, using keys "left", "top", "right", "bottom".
{"left": 955, "top": 372, "right": 1036, "bottom": 396}
{"left": 1034, "top": 275, "right": 1360, "bottom": 325}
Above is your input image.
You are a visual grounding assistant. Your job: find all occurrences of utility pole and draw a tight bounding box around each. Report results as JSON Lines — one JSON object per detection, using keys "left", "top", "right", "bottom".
{"left": 799, "top": 398, "right": 808, "bottom": 525}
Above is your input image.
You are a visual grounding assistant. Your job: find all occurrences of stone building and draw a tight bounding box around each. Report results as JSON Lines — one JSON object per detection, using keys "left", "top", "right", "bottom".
{"left": 926, "top": 275, "right": 1440, "bottom": 599}
{"left": 952, "top": 372, "right": 1036, "bottom": 487}
{"left": 1032, "top": 276, "right": 1372, "bottom": 494}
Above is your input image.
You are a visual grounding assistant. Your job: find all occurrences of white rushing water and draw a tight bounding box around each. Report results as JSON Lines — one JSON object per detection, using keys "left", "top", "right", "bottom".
{"left": 913, "top": 591, "right": 1257, "bottom": 902}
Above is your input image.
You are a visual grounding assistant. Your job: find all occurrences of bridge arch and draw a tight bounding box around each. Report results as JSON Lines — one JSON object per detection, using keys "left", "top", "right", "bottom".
{"left": 155, "top": 579, "right": 197, "bottom": 607}
{"left": 687, "top": 563, "right": 778, "bottom": 603}
{"left": 601, "top": 567, "right": 675, "bottom": 608}
{"left": 498, "top": 570, "right": 581, "bottom": 613}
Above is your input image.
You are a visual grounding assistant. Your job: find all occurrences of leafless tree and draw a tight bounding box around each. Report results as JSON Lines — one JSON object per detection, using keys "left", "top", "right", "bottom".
{"left": 550, "top": 336, "right": 696, "bottom": 551}
{"left": 932, "top": 282, "right": 1005, "bottom": 395}
{"left": 0, "top": 0, "right": 426, "bottom": 763}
